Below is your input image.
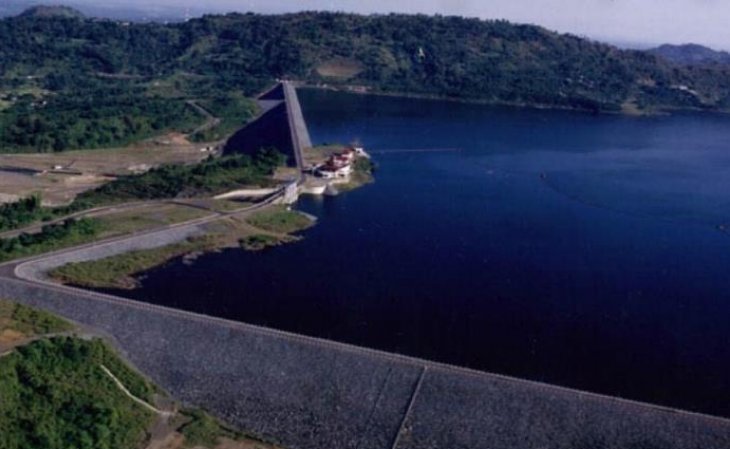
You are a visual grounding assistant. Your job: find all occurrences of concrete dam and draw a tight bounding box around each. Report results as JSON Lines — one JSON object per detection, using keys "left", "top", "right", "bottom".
{"left": 224, "top": 81, "right": 311, "bottom": 170}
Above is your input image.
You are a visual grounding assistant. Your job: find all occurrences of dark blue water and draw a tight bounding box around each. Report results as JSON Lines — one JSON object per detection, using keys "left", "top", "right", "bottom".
{"left": 110, "top": 90, "right": 730, "bottom": 416}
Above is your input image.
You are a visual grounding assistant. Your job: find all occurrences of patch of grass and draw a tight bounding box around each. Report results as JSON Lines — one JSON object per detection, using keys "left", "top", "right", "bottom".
{"left": 179, "top": 409, "right": 236, "bottom": 448}
{"left": 50, "top": 207, "right": 311, "bottom": 291}
{"left": 303, "top": 144, "right": 347, "bottom": 167}
{"left": 246, "top": 207, "right": 313, "bottom": 234}
{"left": 315, "top": 58, "right": 365, "bottom": 79}
{"left": 239, "top": 234, "right": 283, "bottom": 251}
{"left": 178, "top": 408, "right": 274, "bottom": 449}
{"left": 49, "top": 237, "right": 214, "bottom": 290}
{"left": 0, "top": 337, "right": 155, "bottom": 449}
{"left": 95, "top": 205, "right": 210, "bottom": 238}
{"left": 354, "top": 157, "right": 375, "bottom": 174}
{"left": 210, "top": 199, "right": 253, "bottom": 212}
{"left": 96, "top": 340, "right": 159, "bottom": 403}
{"left": 0, "top": 300, "right": 72, "bottom": 337}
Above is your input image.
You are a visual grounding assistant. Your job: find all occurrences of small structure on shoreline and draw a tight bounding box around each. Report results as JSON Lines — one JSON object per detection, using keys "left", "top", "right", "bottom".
{"left": 314, "top": 147, "right": 367, "bottom": 179}
{"left": 300, "top": 145, "right": 372, "bottom": 196}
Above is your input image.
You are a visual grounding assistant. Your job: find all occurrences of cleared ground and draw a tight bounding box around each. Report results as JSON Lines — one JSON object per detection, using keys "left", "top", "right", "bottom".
{"left": 95, "top": 204, "right": 212, "bottom": 239}
{"left": 315, "top": 58, "right": 365, "bottom": 79}
{"left": 0, "top": 133, "right": 212, "bottom": 206}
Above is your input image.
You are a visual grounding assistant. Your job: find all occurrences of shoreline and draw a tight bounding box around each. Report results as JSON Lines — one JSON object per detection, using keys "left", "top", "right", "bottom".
{"left": 301, "top": 82, "right": 730, "bottom": 117}
{"left": 46, "top": 205, "right": 316, "bottom": 291}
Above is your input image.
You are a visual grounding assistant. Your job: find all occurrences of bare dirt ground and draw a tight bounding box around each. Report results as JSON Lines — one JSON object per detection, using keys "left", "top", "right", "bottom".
{"left": 146, "top": 432, "right": 280, "bottom": 449}
{"left": 144, "top": 415, "right": 281, "bottom": 449}
{"left": 0, "top": 133, "right": 212, "bottom": 205}
{"left": 315, "top": 58, "right": 364, "bottom": 79}
{"left": 0, "top": 328, "right": 25, "bottom": 350}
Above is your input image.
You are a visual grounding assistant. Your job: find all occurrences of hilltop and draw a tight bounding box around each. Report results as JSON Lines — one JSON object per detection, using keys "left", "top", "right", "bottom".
{"left": 2, "top": 11, "right": 730, "bottom": 152}
{"left": 649, "top": 43, "right": 730, "bottom": 66}
{"left": 17, "top": 4, "right": 83, "bottom": 19}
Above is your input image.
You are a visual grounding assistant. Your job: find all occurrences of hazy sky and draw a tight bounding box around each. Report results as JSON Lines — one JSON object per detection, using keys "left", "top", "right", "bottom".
{"left": 74, "top": 0, "right": 730, "bottom": 50}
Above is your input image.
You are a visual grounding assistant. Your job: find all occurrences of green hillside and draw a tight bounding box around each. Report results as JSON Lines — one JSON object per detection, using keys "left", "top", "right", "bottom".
{"left": 0, "top": 301, "right": 280, "bottom": 449}
{"left": 17, "top": 5, "right": 84, "bottom": 19}
{"left": 0, "top": 301, "right": 155, "bottom": 449}
{"left": 2, "top": 11, "right": 730, "bottom": 152}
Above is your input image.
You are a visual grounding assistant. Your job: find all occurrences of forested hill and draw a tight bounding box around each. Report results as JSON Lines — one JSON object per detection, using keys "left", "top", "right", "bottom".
{"left": 3, "top": 11, "right": 730, "bottom": 151}
{"left": 649, "top": 44, "right": 730, "bottom": 67}
{"left": 17, "top": 5, "right": 84, "bottom": 19}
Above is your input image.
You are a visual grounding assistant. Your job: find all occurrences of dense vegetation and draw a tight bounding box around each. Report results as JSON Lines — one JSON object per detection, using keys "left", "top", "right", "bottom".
{"left": 72, "top": 148, "right": 284, "bottom": 208}
{"left": 0, "top": 83, "right": 201, "bottom": 152}
{"left": 649, "top": 44, "right": 730, "bottom": 66}
{"left": 0, "top": 337, "right": 154, "bottom": 449}
{"left": 2, "top": 9, "right": 730, "bottom": 144}
{"left": 17, "top": 5, "right": 85, "bottom": 19}
{"left": 0, "top": 300, "right": 72, "bottom": 337}
{"left": 189, "top": 94, "right": 259, "bottom": 142}
{"left": 0, "top": 194, "right": 51, "bottom": 232}
{"left": 0, "top": 218, "right": 100, "bottom": 262}
{"left": 239, "top": 234, "right": 283, "bottom": 251}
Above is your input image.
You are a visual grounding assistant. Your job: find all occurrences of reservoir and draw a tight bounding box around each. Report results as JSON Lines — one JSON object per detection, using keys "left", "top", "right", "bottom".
{"left": 102, "top": 89, "right": 730, "bottom": 417}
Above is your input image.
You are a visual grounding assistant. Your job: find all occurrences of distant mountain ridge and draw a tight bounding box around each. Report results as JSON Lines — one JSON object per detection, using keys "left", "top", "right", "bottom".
{"left": 18, "top": 5, "right": 84, "bottom": 19}
{"left": 2, "top": 9, "right": 730, "bottom": 120}
{"left": 648, "top": 44, "right": 730, "bottom": 66}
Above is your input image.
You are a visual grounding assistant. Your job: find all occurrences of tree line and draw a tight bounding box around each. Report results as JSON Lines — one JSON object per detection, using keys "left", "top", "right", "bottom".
{"left": 3, "top": 12, "right": 730, "bottom": 153}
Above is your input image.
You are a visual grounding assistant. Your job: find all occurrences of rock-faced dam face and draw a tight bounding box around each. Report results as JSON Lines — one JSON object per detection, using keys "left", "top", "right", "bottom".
{"left": 225, "top": 101, "right": 297, "bottom": 165}
{"left": 1, "top": 269, "right": 729, "bottom": 449}
{"left": 224, "top": 82, "right": 311, "bottom": 168}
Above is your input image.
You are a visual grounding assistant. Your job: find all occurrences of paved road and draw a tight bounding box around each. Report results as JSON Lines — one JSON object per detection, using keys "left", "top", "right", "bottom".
{"left": 282, "top": 81, "right": 310, "bottom": 182}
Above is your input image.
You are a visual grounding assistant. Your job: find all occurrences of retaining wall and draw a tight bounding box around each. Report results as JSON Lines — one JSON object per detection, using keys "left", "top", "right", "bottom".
{"left": 0, "top": 276, "right": 728, "bottom": 449}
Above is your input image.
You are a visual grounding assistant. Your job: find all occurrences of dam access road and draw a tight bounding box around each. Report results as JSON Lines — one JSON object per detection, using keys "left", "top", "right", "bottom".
{"left": 0, "top": 83, "right": 728, "bottom": 449}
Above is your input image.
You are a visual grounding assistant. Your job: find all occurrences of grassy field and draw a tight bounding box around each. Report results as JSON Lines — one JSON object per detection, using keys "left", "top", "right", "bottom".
{"left": 50, "top": 237, "right": 214, "bottom": 290}
{"left": 0, "top": 300, "right": 72, "bottom": 349}
{"left": 209, "top": 199, "right": 253, "bottom": 212}
{"left": 95, "top": 204, "right": 210, "bottom": 238}
{"left": 245, "top": 207, "right": 314, "bottom": 234}
{"left": 50, "top": 207, "right": 313, "bottom": 290}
